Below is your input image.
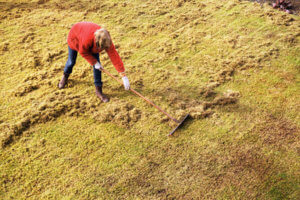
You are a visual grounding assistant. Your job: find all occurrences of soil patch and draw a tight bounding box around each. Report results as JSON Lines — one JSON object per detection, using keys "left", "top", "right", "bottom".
{"left": 256, "top": 114, "right": 299, "bottom": 150}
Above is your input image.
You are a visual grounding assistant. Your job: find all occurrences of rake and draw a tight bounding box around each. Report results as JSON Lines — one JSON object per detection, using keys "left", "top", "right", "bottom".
{"left": 101, "top": 68, "right": 190, "bottom": 136}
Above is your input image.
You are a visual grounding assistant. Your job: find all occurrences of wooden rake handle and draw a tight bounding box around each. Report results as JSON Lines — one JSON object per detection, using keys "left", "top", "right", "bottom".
{"left": 101, "top": 68, "right": 179, "bottom": 123}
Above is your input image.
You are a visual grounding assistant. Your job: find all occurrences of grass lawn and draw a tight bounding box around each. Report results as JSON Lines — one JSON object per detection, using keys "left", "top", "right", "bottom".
{"left": 0, "top": 0, "right": 299, "bottom": 199}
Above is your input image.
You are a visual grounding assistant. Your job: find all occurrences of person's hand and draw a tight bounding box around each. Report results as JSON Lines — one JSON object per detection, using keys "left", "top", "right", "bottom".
{"left": 94, "top": 62, "right": 104, "bottom": 70}
{"left": 122, "top": 76, "right": 130, "bottom": 90}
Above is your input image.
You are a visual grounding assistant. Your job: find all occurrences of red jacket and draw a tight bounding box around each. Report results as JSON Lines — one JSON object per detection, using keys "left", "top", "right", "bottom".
{"left": 67, "top": 22, "right": 125, "bottom": 73}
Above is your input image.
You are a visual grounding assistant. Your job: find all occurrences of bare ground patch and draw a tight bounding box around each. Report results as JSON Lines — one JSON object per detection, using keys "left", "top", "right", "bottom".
{"left": 114, "top": 142, "right": 279, "bottom": 199}
{"left": 256, "top": 114, "right": 300, "bottom": 151}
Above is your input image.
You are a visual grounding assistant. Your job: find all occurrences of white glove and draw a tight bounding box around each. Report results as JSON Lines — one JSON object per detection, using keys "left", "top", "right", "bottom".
{"left": 94, "top": 61, "right": 103, "bottom": 70}
{"left": 122, "top": 76, "right": 130, "bottom": 90}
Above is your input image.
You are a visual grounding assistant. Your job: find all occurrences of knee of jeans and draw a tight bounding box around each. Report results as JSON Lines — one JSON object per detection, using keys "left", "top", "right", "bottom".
{"left": 66, "top": 58, "right": 76, "bottom": 67}
{"left": 69, "top": 60, "right": 76, "bottom": 67}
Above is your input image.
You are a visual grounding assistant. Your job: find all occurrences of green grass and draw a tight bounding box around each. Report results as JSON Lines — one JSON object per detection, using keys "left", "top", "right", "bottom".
{"left": 0, "top": 0, "right": 299, "bottom": 199}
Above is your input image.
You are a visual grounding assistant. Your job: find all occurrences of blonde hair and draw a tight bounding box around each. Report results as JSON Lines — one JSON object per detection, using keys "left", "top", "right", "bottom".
{"left": 94, "top": 28, "right": 112, "bottom": 50}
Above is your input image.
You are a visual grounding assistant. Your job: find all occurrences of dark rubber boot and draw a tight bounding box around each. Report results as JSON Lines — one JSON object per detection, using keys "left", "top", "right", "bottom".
{"left": 95, "top": 86, "right": 109, "bottom": 103}
{"left": 58, "top": 73, "right": 69, "bottom": 89}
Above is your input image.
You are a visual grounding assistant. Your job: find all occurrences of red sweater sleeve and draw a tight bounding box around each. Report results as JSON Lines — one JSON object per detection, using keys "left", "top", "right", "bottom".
{"left": 79, "top": 38, "right": 98, "bottom": 66}
{"left": 106, "top": 43, "right": 125, "bottom": 73}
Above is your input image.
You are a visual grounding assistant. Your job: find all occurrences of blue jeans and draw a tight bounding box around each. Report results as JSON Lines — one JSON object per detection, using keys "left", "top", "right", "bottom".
{"left": 64, "top": 46, "right": 103, "bottom": 87}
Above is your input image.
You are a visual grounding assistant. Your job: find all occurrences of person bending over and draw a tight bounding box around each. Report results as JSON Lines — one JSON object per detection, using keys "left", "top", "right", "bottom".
{"left": 58, "top": 22, "right": 130, "bottom": 103}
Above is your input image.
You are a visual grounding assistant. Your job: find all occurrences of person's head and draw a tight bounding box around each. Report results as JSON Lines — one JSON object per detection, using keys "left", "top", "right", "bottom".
{"left": 94, "top": 28, "right": 112, "bottom": 50}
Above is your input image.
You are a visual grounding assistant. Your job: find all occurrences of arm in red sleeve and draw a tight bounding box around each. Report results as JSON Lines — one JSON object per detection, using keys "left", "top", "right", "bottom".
{"left": 79, "top": 39, "right": 98, "bottom": 66}
{"left": 106, "top": 43, "right": 125, "bottom": 73}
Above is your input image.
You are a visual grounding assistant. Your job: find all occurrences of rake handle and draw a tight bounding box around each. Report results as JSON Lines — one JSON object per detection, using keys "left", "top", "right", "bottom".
{"left": 101, "top": 68, "right": 179, "bottom": 123}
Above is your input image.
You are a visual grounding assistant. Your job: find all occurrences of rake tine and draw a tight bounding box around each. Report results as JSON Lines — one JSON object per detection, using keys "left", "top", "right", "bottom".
{"left": 168, "top": 114, "right": 190, "bottom": 136}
